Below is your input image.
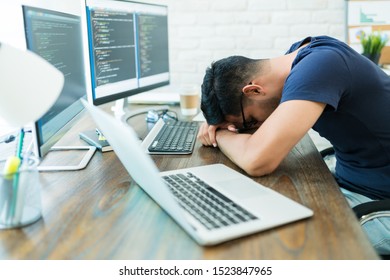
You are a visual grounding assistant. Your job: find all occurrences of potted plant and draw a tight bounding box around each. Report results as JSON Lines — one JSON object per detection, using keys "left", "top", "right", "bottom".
{"left": 358, "top": 31, "right": 389, "bottom": 64}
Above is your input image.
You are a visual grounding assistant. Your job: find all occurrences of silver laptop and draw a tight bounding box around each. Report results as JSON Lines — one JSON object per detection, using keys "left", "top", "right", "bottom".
{"left": 82, "top": 100, "right": 313, "bottom": 246}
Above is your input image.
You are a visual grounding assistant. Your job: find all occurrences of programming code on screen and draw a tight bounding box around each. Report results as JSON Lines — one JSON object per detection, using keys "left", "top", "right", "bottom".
{"left": 23, "top": 7, "right": 86, "bottom": 144}
{"left": 86, "top": 1, "right": 170, "bottom": 101}
{"left": 89, "top": 9, "right": 137, "bottom": 87}
{"left": 137, "top": 14, "right": 169, "bottom": 79}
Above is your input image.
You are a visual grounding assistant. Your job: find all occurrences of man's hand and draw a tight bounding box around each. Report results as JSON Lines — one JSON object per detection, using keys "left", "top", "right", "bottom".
{"left": 197, "top": 122, "right": 238, "bottom": 147}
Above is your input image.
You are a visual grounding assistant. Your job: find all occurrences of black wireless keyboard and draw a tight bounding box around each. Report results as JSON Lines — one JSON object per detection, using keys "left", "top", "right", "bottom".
{"left": 148, "top": 120, "right": 198, "bottom": 154}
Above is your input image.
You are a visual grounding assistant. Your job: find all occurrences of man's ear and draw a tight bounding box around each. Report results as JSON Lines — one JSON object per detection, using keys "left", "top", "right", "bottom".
{"left": 242, "top": 84, "right": 264, "bottom": 97}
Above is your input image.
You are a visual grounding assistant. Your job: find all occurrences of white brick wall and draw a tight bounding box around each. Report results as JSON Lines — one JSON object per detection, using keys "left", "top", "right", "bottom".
{"left": 151, "top": 0, "right": 347, "bottom": 87}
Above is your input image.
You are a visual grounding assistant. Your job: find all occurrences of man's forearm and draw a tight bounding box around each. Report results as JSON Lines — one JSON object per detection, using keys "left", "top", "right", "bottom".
{"left": 215, "top": 129, "right": 247, "bottom": 163}
{"left": 215, "top": 130, "right": 274, "bottom": 176}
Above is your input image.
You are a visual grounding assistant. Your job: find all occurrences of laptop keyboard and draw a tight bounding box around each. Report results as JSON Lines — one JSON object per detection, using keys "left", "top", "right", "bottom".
{"left": 162, "top": 172, "right": 258, "bottom": 230}
{"left": 148, "top": 121, "right": 198, "bottom": 154}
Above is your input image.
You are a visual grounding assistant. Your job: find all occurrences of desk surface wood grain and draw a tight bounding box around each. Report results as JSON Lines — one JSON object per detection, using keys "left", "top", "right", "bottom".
{"left": 0, "top": 104, "right": 379, "bottom": 259}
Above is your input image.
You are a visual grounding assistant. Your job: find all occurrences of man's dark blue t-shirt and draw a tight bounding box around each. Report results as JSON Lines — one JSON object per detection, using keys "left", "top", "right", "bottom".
{"left": 282, "top": 35, "right": 390, "bottom": 199}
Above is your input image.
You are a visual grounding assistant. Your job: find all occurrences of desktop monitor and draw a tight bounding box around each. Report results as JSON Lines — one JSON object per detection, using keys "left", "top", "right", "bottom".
{"left": 23, "top": 5, "right": 95, "bottom": 171}
{"left": 84, "top": 0, "right": 170, "bottom": 119}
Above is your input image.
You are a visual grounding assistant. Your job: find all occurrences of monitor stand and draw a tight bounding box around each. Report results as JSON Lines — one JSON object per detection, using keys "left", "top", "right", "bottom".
{"left": 37, "top": 146, "right": 96, "bottom": 172}
{"left": 112, "top": 98, "right": 169, "bottom": 124}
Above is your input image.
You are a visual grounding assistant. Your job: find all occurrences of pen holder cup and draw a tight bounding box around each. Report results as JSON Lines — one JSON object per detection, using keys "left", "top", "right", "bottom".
{"left": 0, "top": 157, "right": 42, "bottom": 229}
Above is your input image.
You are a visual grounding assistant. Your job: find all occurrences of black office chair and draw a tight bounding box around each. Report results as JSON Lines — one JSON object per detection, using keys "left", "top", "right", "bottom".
{"left": 320, "top": 147, "right": 390, "bottom": 259}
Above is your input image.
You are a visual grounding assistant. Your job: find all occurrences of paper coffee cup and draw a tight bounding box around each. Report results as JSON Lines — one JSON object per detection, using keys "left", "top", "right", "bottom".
{"left": 179, "top": 85, "right": 199, "bottom": 116}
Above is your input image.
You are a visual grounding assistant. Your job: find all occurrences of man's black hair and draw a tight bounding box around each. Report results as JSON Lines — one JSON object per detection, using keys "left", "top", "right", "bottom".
{"left": 200, "top": 55, "right": 262, "bottom": 125}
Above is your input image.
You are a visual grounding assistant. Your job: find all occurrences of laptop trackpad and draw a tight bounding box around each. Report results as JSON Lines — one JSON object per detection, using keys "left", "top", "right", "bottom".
{"left": 218, "top": 178, "right": 268, "bottom": 199}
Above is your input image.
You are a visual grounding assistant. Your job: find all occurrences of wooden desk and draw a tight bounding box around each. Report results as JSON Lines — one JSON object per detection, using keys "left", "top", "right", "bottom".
{"left": 0, "top": 104, "right": 379, "bottom": 259}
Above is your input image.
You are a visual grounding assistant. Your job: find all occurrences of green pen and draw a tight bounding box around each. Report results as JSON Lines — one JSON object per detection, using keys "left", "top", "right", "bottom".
{"left": 16, "top": 128, "right": 25, "bottom": 160}
{"left": 7, "top": 128, "right": 25, "bottom": 224}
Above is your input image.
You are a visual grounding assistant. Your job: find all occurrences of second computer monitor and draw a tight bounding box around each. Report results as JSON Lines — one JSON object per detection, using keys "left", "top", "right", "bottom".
{"left": 23, "top": 4, "right": 96, "bottom": 171}
{"left": 23, "top": 5, "right": 86, "bottom": 157}
{"left": 85, "top": 0, "right": 170, "bottom": 106}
